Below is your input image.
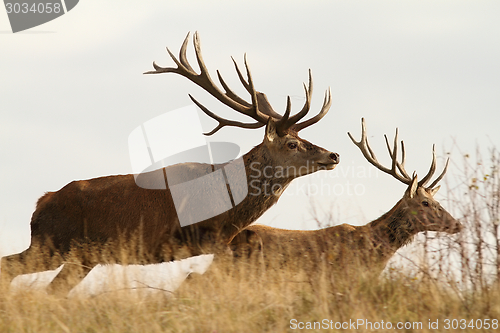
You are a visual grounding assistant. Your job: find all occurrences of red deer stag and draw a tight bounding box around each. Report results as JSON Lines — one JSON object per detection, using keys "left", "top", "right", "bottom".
{"left": 230, "top": 118, "right": 462, "bottom": 278}
{"left": 0, "top": 32, "right": 339, "bottom": 295}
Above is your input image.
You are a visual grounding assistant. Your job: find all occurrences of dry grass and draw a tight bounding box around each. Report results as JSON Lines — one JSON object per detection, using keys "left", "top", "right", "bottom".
{"left": 1, "top": 145, "right": 499, "bottom": 332}
{"left": 0, "top": 251, "right": 499, "bottom": 333}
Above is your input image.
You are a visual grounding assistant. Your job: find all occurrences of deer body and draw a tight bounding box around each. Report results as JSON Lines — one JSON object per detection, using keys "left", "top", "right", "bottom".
{"left": 1, "top": 32, "right": 338, "bottom": 295}
{"left": 232, "top": 185, "right": 461, "bottom": 275}
{"left": 231, "top": 119, "right": 462, "bottom": 277}
{"left": 27, "top": 142, "right": 327, "bottom": 260}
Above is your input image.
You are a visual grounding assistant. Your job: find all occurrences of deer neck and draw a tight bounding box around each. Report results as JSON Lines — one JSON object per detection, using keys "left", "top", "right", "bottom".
{"left": 367, "top": 199, "right": 417, "bottom": 258}
{"left": 243, "top": 144, "right": 295, "bottom": 199}
{"left": 193, "top": 144, "right": 297, "bottom": 250}
{"left": 217, "top": 144, "right": 295, "bottom": 235}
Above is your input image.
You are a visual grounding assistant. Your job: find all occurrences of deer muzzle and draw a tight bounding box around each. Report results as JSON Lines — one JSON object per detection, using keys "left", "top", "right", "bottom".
{"left": 318, "top": 152, "right": 340, "bottom": 170}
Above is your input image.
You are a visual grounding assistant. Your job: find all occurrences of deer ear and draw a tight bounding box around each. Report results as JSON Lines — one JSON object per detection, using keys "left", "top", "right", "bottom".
{"left": 405, "top": 175, "right": 418, "bottom": 199}
{"left": 429, "top": 185, "right": 441, "bottom": 197}
{"left": 265, "top": 118, "right": 278, "bottom": 142}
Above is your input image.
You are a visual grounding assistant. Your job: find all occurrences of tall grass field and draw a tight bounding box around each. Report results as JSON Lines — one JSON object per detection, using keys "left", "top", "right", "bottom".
{"left": 1, "top": 145, "right": 499, "bottom": 333}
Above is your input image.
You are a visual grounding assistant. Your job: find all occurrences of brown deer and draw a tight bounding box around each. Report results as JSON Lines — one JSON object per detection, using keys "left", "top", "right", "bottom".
{"left": 0, "top": 32, "right": 339, "bottom": 295}
{"left": 230, "top": 118, "right": 462, "bottom": 278}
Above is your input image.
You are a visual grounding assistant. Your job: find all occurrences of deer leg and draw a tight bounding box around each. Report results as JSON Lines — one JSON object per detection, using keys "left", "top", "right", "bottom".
{"left": 1, "top": 245, "right": 64, "bottom": 290}
{"left": 46, "top": 261, "right": 94, "bottom": 296}
{"left": 230, "top": 229, "right": 264, "bottom": 262}
{"left": 226, "top": 229, "right": 265, "bottom": 281}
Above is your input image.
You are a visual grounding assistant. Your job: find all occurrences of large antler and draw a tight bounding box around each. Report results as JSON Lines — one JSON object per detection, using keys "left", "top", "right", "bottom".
{"left": 348, "top": 118, "right": 449, "bottom": 189}
{"left": 144, "top": 31, "right": 332, "bottom": 136}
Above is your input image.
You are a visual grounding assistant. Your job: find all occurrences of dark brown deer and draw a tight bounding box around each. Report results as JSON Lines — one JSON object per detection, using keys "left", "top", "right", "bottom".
{"left": 0, "top": 32, "right": 339, "bottom": 295}
{"left": 230, "top": 118, "right": 462, "bottom": 277}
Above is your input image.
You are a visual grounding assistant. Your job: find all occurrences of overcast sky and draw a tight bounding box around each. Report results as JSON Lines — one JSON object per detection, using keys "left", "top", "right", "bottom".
{"left": 1, "top": 1, "right": 499, "bottom": 260}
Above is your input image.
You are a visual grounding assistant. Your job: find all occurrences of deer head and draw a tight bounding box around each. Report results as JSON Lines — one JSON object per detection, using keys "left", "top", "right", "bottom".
{"left": 348, "top": 118, "right": 462, "bottom": 237}
{"left": 261, "top": 119, "right": 338, "bottom": 178}
{"left": 144, "top": 32, "right": 339, "bottom": 179}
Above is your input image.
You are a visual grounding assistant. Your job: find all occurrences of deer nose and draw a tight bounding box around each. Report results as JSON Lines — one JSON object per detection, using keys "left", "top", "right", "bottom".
{"left": 329, "top": 152, "right": 340, "bottom": 164}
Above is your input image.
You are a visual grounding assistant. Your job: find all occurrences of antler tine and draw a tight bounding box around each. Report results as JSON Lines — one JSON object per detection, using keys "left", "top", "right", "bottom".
{"left": 276, "top": 69, "right": 314, "bottom": 134}
{"left": 276, "top": 83, "right": 310, "bottom": 135}
{"left": 242, "top": 54, "right": 270, "bottom": 123}
{"left": 231, "top": 56, "right": 251, "bottom": 95}
{"left": 400, "top": 140, "right": 406, "bottom": 168}
{"left": 178, "top": 32, "right": 194, "bottom": 73}
{"left": 427, "top": 158, "right": 450, "bottom": 189}
{"left": 397, "top": 140, "right": 411, "bottom": 179}
{"left": 229, "top": 56, "right": 283, "bottom": 120}
{"left": 348, "top": 119, "right": 382, "bottom": 169}
{"left": 383, "top": 128, "right": 411, "bottom": 180}
{"left": 285, "top": 69, "right": 313, "bottom": 125}
{"left": 192, "top": 32, "right": 213, "bottom": 87}
{"left": 191, "top": 35, "right": 270, "bottom": 134}
{"left": 144, "top": 31, "right": 273, "bottom": 135}
{"left": 349, "top": 119, "right": 413, "bottom": 185}
{"left": 188, "top": 94, "right": 263, "bottom": 136}
{"left": 145, "top": 33, "right": 194, "bottom": 76}
{"left": 275, "top": 96, "right": 293, "bottom": 136}
{"left": 384, "top": 130, "right": 413, "bottom": 183}
{"left": 216, "top": 69, "right": 251, "bottom": 108}
{"left": 292, "top": 87, "right": 332, "bottom": 132}
{"left": 282, "top": 96, "right": 292, "bottom": 123}
{"left": 384, "top": 129, "right": 399, "bottom": 177}
{"left": 418, "top": 145, "right": 438, "bottom": 187}
{"left": 191, "top": 31, "right": 250, "bottom": 111}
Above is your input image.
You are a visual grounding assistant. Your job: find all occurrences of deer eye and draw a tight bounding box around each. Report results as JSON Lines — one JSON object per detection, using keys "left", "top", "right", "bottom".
{"left": 422, "top": 201, "right": 429, "bottom": 207}
{"left": 287, "top": 142, "right": 298, "bottom": 149}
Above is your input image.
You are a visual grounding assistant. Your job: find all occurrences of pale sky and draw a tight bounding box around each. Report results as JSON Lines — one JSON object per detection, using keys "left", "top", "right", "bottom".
{"left": 1, "top": 1, "right": 499, "bottom": 262}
